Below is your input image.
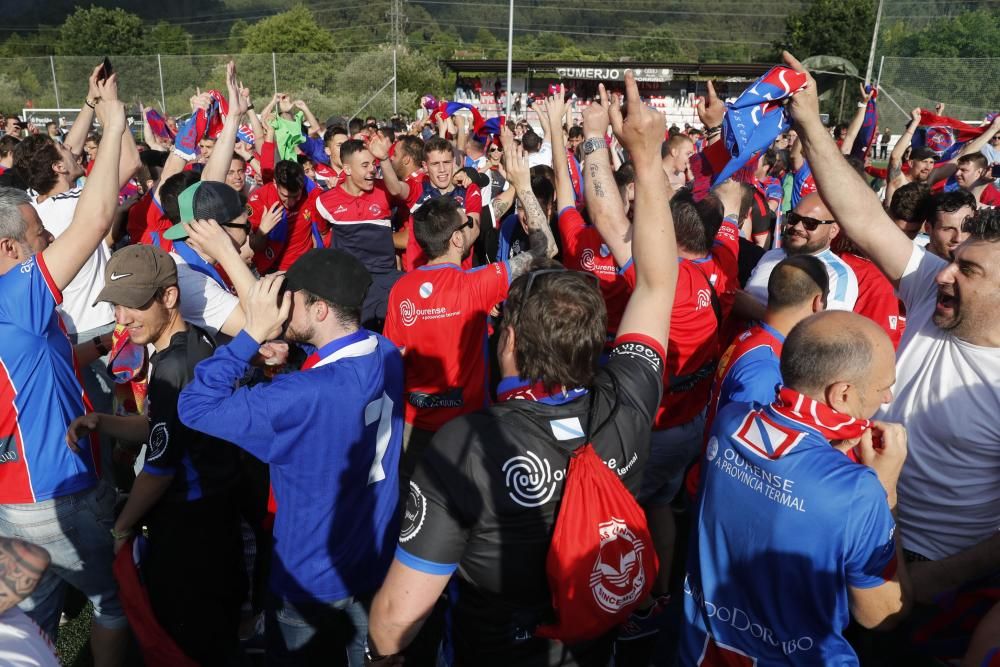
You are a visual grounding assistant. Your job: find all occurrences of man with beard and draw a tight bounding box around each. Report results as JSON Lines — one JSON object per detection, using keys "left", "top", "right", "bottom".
{"left": 178, "top": 249, "right": 404, "bottom": 666}
{"left": 785, "top": 51, "right": 1000, "bottom": 651}
{"left": 744, "top": 192, "right": 858, "bottom": 312}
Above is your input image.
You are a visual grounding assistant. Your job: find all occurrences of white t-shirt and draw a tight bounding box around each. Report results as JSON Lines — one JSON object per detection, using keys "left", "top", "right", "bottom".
{"left": 745, "top": 246, "right": 859, "bottom": 312}
{"left": 29, "top": 188, "right": 113, "bottom": 334}
{"left": 879, "top": 246, "right": 1000, "bottom": 560}
{"left": 527, "top": 142, "right": 552, "bottom": 169}
{"left": 169, "top": 251, "right": 240, "bottom": 337}
{"left": 0, "top": 609, "right": 60, "bottom": 667}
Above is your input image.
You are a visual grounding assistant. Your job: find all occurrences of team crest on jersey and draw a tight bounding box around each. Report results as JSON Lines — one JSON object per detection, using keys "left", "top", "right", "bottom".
{"left": 399, "top": 482, "right": 427, "bottom": 543}
{"left": 591, "top": 518, "right": 647, "bottom": 613}
{"left": 419, "top": 282, "right": 433, "bottom": 298}
{"left": 369, "top": 204, "right": 382, "bottom": 215}
{"left": 599, "top": 243, "right": 610, "bottom": 258}
{"left": 147, "top": 423, "right": 169, "bottom": 462}
{"left": 733, "top": 411, "right": 805, "bottom": 460}
{"left": 399, "top": 298, "right": 417, "bottom": 327}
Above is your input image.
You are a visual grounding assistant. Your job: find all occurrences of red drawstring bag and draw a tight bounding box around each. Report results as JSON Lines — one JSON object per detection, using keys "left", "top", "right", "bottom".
{"left": 535, "top": 386, "right": 658, "bottom": 644}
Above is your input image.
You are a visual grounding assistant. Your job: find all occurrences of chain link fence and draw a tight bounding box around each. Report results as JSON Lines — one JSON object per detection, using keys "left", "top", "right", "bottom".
{"left": 876, "top": 56, "right": 999, "bottom": 130}
{"left": 0, "top": 51, "right": 415, "bottom": 125}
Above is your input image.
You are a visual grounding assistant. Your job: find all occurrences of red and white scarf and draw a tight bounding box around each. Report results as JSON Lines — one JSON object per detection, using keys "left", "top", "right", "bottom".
{"left": 771, "top": 387, "right": 870, "bottom": 461}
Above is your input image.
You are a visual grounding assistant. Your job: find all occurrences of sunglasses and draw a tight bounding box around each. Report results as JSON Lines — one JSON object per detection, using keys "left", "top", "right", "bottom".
{"left": 784, "top": 210, "right": 835, "bottom": 231}
{"left": 221, "top": 221, "right": 251, "bottom": 234}
{"left": 489, "top": 146, "right": 503, "bottom": 153}
{"left": 523, "top": 268, "right": 601, "bottom": 300}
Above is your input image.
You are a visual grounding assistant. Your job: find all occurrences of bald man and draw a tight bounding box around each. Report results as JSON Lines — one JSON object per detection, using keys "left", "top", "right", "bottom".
{"left": 682, "top": 311, "right": 911, "bottom": 665}
{"left": 744, "top": 192, "right": 859, "bottom": 311}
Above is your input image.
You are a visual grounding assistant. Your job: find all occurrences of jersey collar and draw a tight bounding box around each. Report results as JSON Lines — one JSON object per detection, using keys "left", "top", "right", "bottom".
{"left": 497, "top": 377, "right": 588, "bottom": 406}
{"left": 302, "top": 329, "right": 372, "bottom": 370}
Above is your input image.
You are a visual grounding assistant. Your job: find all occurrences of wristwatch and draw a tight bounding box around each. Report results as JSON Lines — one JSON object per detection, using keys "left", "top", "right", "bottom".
{"left": 582, "top": 137, "right": 608, "bottom": 156}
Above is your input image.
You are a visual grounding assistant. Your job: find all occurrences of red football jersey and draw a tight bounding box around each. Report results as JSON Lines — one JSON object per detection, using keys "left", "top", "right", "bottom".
{"left": 130, "top": 193, "right": 174, "bottom": 251}
{"left": 839, "top": 251, "right": 905, "bottom": 349}
{"left": 383, "top": 261, "right": 509, "bottom": 431}
{"left": 557, "top": 206, "right": 630, "bottom": 336}
{"left": 980, "top": 183, "right": 1000, "bottom": 207}
{"left": 623, "top": 217, "right": 740, "bottom": 429}
{"left": 248, "top": 183, "right": 322, "bottom": 273}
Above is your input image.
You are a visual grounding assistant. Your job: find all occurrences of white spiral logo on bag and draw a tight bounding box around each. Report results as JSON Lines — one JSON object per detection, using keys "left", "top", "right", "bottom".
{"left": 399, "top": 299, "right": 417, "bottom": 327}
{"left": 502, "top": 452, "right": 561, "bottom": 507}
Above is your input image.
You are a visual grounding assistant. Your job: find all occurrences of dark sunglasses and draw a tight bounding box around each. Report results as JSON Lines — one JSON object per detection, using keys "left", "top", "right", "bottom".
{"left": 784, "top": 210, "right": 835, "bottom": 232}
{"left": 222, "top": 221, "right": 251, "bottom": 234}
{"left": 523, "top": 268, "right": 601, "bottom": 300}
{"left": 489, "top": 146, "right": 503, "bottom": 153}
{"left": 451, "top": 211, "right": 475, "bottom": 234}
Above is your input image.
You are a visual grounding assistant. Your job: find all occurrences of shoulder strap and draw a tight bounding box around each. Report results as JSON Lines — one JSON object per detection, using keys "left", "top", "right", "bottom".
{"left": 693, "top": 262, "right": 723, "bottom": 328}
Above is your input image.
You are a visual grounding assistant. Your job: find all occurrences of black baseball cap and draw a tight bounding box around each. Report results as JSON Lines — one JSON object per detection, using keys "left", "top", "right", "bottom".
{"left": 285, "top": 249, "right": 372, "bottom": 309}
{"left": 910, "top": 147, "right": 939, "bottom": 162}
{"left": 163, "top": 181, "right": 245, "bottom": 240}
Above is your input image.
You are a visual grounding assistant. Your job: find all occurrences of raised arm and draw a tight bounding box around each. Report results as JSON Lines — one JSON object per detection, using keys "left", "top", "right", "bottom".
{"left": 785, "top": 52, "right": 914, "bottom": 285}
{"left": 242, "top": 87, "right": 265, "bottom": 150}
{"left": 63, "top": 65, "right": 102, "bottom": 156}
{"left": 841, "top": 84, "right": 873, "bottom": 155}
{"left": 582, "top": 84, "right": 633, "bottom": 269}
{"left": 611, "top": 71, "right": 677, "bottom": 350}
{"left": 293, "top": 100, "right": 321, "bottom": 138}
{"left": 369, "top": 133, "right": 409, "bottom": 200}
{"left": 887, "top": 108, "right": 921, "bottom": 187}
{"left": 539, "top": 87, "right": 576, "bottom": 212}
{"left": 141, "top": 104, "right": 167, "bottom": 152}
{"left": 202, "top": 61, "right": 246, "bottom": 184}
{"left": 501, "top": 127, "right": 558, "bottom": 275}
{"left": 43, "top": 76, "right": 124, "bottom": 291}
{"left": 694, "top": 81, "right": 725, "bottom": 145}
{"left": 0, "top": 538, "right": 50, "bottom": 614}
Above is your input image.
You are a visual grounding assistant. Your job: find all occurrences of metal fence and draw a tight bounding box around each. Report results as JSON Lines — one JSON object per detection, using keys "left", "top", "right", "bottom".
{"left": 0, "top": 51, "right": 405, "bottom": 124}
{"left": 876, "top": 56, "right": 1000, "bottom": 129}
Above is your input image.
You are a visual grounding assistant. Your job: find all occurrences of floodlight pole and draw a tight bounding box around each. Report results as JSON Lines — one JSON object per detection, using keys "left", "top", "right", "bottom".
{"left": 505, "top": 0, "right": 514, "bottom": 118}
{"left": 864, "top": 0, "right": 885, "bottom": 84}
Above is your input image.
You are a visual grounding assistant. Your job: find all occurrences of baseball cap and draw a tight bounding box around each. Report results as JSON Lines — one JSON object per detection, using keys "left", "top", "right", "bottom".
{"left": 910, "top": 147, "right": 939, "bottom": 162}
{"left": 94, "top": 244, "right": 178, "bottom": 308}
{"left": 284, "top": 249, "right": 372, "bottom": 309}
{"left": 163, "top": 181, "right": 246, "bottom": 240}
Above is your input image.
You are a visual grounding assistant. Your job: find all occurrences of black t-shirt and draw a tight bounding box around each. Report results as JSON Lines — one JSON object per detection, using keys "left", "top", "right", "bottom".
{"left": 144, "top": 325, "right": 241, "bottom": 503}
{"left": 398, "top": 335, "right": 664, "bottom": 665}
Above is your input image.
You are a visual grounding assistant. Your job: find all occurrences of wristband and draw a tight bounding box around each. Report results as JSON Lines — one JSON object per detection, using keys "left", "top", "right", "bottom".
{"left": 110, "top": 528, "right": 133, "bottom": 541}
{"left": 247, "top": 103, "right": 254, "bottom": 110}
{"left": 92, "top": 336, "right": 109, "bottom": 356}
{"left": 85, "top": 99, "right": 97, "bottom": 109}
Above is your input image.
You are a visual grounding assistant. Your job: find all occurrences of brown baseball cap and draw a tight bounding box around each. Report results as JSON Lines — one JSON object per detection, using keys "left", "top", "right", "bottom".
{"left": 94, "top": 245, "right": 178, "bottom": 308}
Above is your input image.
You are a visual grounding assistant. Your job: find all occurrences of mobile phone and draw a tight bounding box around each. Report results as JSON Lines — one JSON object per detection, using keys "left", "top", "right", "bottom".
{"left": 98, "top": 57, "right": 113, "bottom": 82}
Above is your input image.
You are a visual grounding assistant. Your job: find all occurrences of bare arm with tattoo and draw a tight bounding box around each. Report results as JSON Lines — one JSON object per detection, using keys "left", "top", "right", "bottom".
{"left": 0, "top": 538, "right": 50, "bottom": 614}
{"left": 500, "top": 127, "right": 558, "bottom": 261}
{"left": 582, "top": 84, "right": 633, "bottom": 269}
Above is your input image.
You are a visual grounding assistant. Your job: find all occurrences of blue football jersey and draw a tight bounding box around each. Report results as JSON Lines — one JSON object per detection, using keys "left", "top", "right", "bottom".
{"left": 681, "top": 400, "right": 897, "bottom": 666}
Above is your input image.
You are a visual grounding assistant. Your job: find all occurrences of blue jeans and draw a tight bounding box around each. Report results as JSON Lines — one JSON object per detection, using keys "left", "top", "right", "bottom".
{"left": 639, "top": 413, "right": 706, "bottom": 507}
{"left": 0, "top": 482, "right": 126, "bottom": 640}
{"left": 265, "top": 594, "right": 369, "bottom": 667}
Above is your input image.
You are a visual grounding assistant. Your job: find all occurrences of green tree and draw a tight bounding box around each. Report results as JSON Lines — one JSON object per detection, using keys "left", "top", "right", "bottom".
{"left": 633, "top": 26, "right": 682, "bottom": 62}
{"left": 240, "top": 5, "right": 336, "bottom": 54}
{"left": 148, "top": 21, "right": 192, "bottom": 56}
{"left": 779, "top": 0, "right": 876, "bottom": 72}
{"left": 884, "top": 10, "right": 1000, "bottom": 58}
{"left": 56, "top": 6, "right": 146, "bottom": 56}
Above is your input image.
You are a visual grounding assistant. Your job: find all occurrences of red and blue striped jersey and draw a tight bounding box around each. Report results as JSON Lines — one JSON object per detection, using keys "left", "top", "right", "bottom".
{"left": 0, "top": 254, "right": 96, "bottom": 503}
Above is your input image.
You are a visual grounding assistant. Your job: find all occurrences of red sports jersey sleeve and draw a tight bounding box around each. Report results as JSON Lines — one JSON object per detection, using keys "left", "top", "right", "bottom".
{"left": 126, "top": 193, "right": 153, "bottom": 244}
{"left": 840, "top": 252, "right": 904, "bottom": 349}
{"left": 981, "top": 183, "right": 1000, "bottom": 207}
{"left": 464, "top": 183, "right": 483, "bottom": 216}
